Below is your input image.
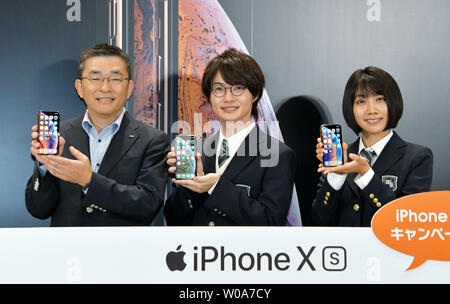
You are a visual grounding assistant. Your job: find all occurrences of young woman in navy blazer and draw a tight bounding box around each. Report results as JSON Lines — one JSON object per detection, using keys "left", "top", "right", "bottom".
{"left": 312, "top": 66, "right": 433, "bottom": 227}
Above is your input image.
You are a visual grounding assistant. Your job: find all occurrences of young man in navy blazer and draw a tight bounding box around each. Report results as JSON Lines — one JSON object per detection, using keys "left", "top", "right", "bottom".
{"left": 164, "top": 49, "right": 297, "bottom": 226}
{"left": 25, "top": 43, "right": 169, "bottom": 226}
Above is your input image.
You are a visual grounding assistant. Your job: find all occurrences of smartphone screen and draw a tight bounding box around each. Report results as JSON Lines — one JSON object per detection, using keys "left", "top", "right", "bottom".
{"left": 37, "top": 110, "right": 60, "bottom": 155}
{"left": 173, "top": 135, "right": 196, "bottom": 180}
{"left": 320, "top": 124, "right": 343, "bottom": 167}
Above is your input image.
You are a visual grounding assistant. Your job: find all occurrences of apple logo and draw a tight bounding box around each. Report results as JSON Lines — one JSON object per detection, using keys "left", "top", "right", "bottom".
{"left": 166, "top": 245, "right": 187, "bottom": 271}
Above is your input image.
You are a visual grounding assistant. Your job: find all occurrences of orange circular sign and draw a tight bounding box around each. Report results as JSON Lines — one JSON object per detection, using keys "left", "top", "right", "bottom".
{"left": 371, "top": 191, "right": 450, "bottom": 270}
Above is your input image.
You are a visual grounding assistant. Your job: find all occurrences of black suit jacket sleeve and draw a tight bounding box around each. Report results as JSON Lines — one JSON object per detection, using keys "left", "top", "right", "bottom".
{"left": 164, "top": 186, "right": 207, "bottom": 225}
{"left": 311, "top": 175, "right": 340, "bottom": 226}
{"left": 82, "top": 131, "right": 170, "bottom": 223}
{"left": 205, "top": 147, "right": 296, "bottom": 226}
{"left": 25, "top": 161, "right": 60, "bottom": 219}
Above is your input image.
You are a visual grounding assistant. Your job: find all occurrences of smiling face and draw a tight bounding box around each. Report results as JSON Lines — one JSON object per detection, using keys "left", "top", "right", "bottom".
{"left": 353, "top": 91, "right": 389, "bottom": 138}
{"left": 343, "top": 67, "right": 403, "bottom": 136}
{"left": 75, "top": 56, "right": 134, "bottom": 122}
{"left": 209, "top": 72, "right": 257, "bottom": 130}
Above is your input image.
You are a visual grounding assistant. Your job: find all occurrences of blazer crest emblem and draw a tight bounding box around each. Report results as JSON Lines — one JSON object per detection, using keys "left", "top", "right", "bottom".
{"left": 382, "top": 175, "right": 398, "bottom": 191}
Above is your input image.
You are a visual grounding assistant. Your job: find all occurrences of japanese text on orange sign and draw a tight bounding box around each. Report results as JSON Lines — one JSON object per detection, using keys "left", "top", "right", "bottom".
{"left": 371, "top": 191, "right": 450, "bottom": 271}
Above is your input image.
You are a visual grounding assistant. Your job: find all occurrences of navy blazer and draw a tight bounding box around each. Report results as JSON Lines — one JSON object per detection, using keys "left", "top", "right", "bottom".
{"left": 164, "top": 126, "right": 297, "bottom": 226}
{"left": 25, "top": 112, "right": 170, "bottom": 226}
{"left": 312, "top": 131, "right": 433, "bottom": 227}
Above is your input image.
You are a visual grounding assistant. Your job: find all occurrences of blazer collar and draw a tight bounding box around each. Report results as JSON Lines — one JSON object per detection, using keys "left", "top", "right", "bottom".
{"left": 349, "top": 131, "right": 406, "bottom": 171}
{"left": 97, "top": 111, "right": 140, "bottom": 176}
{"left": 371, "top": 131, "right": 407, "bottom": 174}
{"left": 202, "top": 132, "right": 219, "bottom": 175}
{"left": 202, "top": 126, "right": 262, "bottom": 180}
{"left": 65, "top": 115, "right": 90, "bottom": 159}
{"left": 346, "top": 131, "right": 406, "bottom": 195}
{"left": 63, "top": 112, "right": 140, "bottom": 177}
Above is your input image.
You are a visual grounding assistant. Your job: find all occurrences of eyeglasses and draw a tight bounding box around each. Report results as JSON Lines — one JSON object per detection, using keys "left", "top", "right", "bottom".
{"left": 211, "top": 85, "right": 247, "bottom": 97}
{"left": 79, "top": 72, "right": 129, "bottom": 86}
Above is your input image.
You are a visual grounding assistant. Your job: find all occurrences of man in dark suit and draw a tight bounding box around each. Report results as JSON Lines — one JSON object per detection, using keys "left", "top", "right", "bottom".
{"left": 25, "top": 43, "right": 169, "bottom": 226}
{"left": 164, "top": 49, "right": 297, "bottom": 226}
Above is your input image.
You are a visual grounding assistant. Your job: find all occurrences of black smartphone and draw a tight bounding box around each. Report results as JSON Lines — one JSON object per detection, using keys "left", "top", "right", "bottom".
{"left": 320, "top": 124, "right": 343, "bottom": 167}
{"left": 173, "top": 135, "right": 196, "bottom": 180}
{"left": 37, "top": 110, "right": 60, "bottom": 155}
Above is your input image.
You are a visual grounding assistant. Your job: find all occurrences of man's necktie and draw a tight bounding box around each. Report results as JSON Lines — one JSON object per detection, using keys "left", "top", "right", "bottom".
{"left": 359, "top": 148, "right": 376, "bottom": 166}
{"left": 218, "top": 138, "right": 229, "bottom": 168}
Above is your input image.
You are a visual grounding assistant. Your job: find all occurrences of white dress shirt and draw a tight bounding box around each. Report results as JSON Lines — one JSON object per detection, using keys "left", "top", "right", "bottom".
{"left": 207, "top": 122, "right": 256, "bottom": 194}
{"left": 81, "top": 108, "right": 126, "bottom": 173}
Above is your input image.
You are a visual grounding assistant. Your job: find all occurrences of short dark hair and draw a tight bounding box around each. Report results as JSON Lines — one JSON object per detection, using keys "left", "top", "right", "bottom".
{"left": 342, "top": 66, "right": 403, "bottom": 134}
{"left": 77, "top": 43, "right": 132, "bottom": 79}
{"left": 201, "top": 48, "right": 265, "bottom": 119}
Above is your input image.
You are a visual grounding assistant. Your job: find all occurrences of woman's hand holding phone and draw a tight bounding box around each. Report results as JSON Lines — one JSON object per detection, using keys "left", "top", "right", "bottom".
{"left": 317, "top": 139, "right": 371, "bottom": 176}
{"left": 317, "top": 138, "right": 347, "bottom": 174}
{"left": 315, "top": 137, "right": 324, "bottom": 163}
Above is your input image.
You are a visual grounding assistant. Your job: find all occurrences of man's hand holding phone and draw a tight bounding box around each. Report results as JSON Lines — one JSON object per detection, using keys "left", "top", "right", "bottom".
{"left": 31, "top": 124, "right": 65, "bottom": 160}
{"left": 30, "top": 125, "right": 92, "bottom": 187}
{"left": 167, "top": 148, "right": 220, "bottom": 194}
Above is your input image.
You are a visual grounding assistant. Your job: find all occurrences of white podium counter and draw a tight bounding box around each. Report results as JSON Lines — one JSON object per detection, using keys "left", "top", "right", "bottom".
{"left": 0, "top": 227, "right": 448, "bottom": 284}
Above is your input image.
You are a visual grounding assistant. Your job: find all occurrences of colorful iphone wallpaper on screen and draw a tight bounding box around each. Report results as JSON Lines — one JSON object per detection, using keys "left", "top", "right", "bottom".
{"left": 38, "top": 111, "right": 59, "bottom": 155}
{"left": 174, "top": 136, "right": 196, "bottom": 179}
{"left": 321, "top": 125, "right": 343, "bottom": 167}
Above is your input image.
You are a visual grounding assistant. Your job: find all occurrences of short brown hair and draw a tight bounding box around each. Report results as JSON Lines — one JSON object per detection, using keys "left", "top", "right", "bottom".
{"left": 342, "top": 66, "right": 404, "bottom": 134}
{"left": 201, "top": 48, "right": 265, "bottom": 119}
{"left": 77, "top": 43, "right": 132, "bottom": 79}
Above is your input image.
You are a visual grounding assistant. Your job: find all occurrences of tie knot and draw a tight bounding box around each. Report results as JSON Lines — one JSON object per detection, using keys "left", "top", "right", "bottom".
{"left": 360, "top": 148, "right": 376, "bottom": 165}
